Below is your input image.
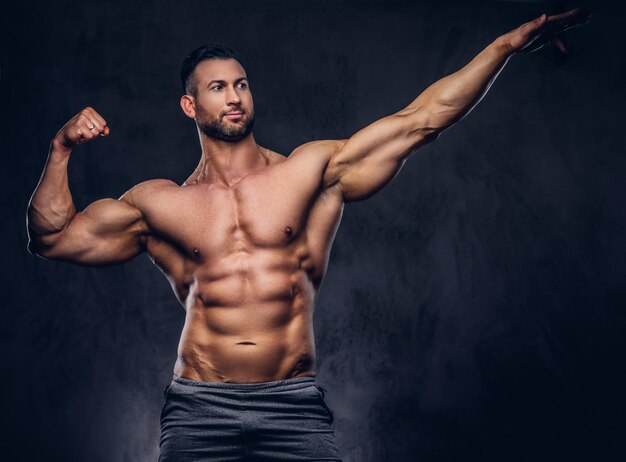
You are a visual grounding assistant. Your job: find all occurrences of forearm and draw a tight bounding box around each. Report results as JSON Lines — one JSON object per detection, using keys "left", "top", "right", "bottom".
{"left": 407, "top": 36, "right": 514, "bottom": 130}
{"left": 27, "top": 140, "right": 78, "bottom": 242}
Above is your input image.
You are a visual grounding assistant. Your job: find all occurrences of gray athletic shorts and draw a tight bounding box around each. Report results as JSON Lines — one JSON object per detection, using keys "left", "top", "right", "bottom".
{"left": 158, "top": 375, "right": 342, "bottom": 461}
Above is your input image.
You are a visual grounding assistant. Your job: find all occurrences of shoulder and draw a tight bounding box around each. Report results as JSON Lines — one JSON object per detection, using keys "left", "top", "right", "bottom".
{"left": 286, "top": 140, "right": 348, "bottom": 191}
{"left": 284, "top": 140, "right": 348, "bottom": 182}
{"left": 288, "top": 139, "right": 347, "bottom": 162}
{"left": 119, "top": 178, "right": 179, "bottom": 209}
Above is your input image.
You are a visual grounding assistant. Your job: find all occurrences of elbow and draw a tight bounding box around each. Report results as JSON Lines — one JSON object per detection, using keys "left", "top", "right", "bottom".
{"left": 26, "top": 223, "right": 46, "bottom": 257}
{"left": 27, "top": 239, "right": 47, "bottom": 258}
{"left": 26, "top": 224, "right": 42, "bottom": 256}
{"left": 26, "top": 232, "right": 60, "bottom": 259}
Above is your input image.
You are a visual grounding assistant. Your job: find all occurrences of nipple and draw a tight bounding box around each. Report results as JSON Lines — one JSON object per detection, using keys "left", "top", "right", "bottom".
{"left": 193, "top": 248, "right": 200, "bottom": 256}
{"left": 284, "top": 226, "right": 293, "bottom": 238}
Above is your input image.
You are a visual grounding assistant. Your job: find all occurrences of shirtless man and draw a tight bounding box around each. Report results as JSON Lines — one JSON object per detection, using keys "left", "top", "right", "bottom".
{"left": 26, "top": 8, "right": 590, "bottom": 461}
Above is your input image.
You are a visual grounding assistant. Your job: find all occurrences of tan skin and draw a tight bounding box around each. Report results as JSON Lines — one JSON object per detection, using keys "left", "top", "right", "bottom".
{"left": 26, "top": 9, "right": 590, "bottom": 383}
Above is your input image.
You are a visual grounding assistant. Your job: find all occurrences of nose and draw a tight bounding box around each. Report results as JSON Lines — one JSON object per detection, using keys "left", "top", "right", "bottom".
{"left": 225, "top": 85, "right": 241, "bottom": 105}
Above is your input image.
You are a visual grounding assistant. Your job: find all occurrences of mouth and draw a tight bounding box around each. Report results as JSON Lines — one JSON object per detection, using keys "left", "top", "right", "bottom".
{"left": 224, "top": 112, "right": 244, "bottom": 120}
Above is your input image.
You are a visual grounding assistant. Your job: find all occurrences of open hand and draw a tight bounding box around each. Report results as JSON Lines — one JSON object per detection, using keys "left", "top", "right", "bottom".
{"left": 502, "top": 7, "right": 592, "bottom": 54}
{"left": 53, "top": 107, "right": 110, "bottom": 151}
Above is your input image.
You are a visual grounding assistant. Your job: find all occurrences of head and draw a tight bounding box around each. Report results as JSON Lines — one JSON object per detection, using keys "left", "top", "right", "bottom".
{"left": 180, "top": 44, "right": 254, "bottom": 142}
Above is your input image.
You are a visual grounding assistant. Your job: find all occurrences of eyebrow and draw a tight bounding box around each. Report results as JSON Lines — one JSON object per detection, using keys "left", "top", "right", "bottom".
{"left": 206, "top": 77, "right": 248, "bottom": 86}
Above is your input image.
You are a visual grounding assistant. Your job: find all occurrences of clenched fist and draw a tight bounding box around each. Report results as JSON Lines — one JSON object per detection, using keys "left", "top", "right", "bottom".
{"left": 53, "top": 107, "right": 110, "bottom": 151}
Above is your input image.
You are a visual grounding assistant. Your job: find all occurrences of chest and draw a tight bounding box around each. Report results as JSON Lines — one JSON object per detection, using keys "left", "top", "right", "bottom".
{"left": 144, "top": 164, "right": 324, "bottom": 257}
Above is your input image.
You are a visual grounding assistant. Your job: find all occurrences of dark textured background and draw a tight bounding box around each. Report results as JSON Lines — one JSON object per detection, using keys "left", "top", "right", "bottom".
{"left": 2, "top": 0, "right": 625, "bottom": 461}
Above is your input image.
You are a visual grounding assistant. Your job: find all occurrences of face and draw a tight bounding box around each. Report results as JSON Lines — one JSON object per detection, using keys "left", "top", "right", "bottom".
{"left": 181, "top": 58, "right": 255, "bottom": 142}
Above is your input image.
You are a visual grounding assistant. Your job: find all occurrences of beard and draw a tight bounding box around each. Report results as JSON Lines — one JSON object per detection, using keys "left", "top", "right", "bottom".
{"left": 197, "top": 110, "right": 255, "bottom": 142}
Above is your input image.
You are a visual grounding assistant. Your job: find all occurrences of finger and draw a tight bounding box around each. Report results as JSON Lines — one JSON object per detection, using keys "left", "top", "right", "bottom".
{"left": 560, "top": 13, "right": 592, "bottom": 32}
{"left": 77, "top": 113, "right": 98, "bottom": 138}
{"left": 546, "top": 7, "right": 582, "bottom": 23}
{"left": 81, "top": 109, "right": 101, "bottom": 134}
{"left": 85, "top": 109, "right": 108, "bottom": 136}
{"left": 548, "top": 7, "right": 592, "bottom": 29}
{"left": 548, "top": 20, "right": 590, "bottom": 39}
{"left": 79, "top": 108, "right": 97, "bottom": 133}
{"left": 80, "top": 118, "right": 99, "bottom": 141}
{"left": 87, "top": 118, "right": 104, "bottom": 134}
{"left": 85, "top": 107, "right": 107, "bottom": 129}
{"left": 552, "top": 37, "right": 568, "bottom": 54}
{"left": 75, "top": 125, "right": 89, "bottom": 144}
{"left": 85, "top": 119, "right": 99, "bottom": 133}
{"left": 100, "top": 125, "right": 111, "bottom": 137}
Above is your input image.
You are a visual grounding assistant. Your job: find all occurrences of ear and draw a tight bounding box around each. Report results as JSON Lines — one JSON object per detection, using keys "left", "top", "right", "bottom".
{"left": 180, "top": 94, "right": 196, "bottom": 119}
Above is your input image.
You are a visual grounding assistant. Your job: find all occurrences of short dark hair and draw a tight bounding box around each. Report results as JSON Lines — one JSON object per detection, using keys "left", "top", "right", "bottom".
{"left": 180, "top": 44, "right": 239, "bottom": 95}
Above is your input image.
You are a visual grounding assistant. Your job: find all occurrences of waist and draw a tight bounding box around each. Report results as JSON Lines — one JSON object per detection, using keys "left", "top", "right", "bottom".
{"left": 172, "top": 374, "right": 316, "bottom": 392}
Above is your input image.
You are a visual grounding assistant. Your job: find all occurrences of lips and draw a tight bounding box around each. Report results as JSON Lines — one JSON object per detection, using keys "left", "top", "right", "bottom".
{"left": 224, "top": 112, "right": 243, "bottom": 120}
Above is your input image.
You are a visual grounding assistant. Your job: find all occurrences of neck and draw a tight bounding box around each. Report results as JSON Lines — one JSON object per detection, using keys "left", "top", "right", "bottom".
{"left": 188, "top": 129, "right": 269, "bottom": 187}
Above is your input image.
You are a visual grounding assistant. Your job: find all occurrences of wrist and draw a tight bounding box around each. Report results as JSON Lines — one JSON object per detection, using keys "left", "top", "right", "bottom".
{"left": 491, "top": 35, "right": 517, "bottom": 58}
{"left": 50, "top": 138, "right": 73, "bottom": 158}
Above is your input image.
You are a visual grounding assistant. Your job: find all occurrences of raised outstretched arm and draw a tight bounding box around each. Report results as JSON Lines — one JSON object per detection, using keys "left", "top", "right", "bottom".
{"left": 322, "top": 8, "right": 592, "bottom": 202}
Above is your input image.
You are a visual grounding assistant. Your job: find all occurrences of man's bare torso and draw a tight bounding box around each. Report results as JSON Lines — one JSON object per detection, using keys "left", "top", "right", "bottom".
{"left": 130, "top": 143, "right": 345, "bottom": 383}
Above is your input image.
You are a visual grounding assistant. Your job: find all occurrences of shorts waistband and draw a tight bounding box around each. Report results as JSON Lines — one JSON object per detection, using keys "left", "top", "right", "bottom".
{"left": 172, "top": 374, "right": 317, "bottom": 392}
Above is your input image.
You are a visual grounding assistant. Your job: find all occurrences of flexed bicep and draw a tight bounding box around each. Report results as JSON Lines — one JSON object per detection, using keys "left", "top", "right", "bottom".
{"left": 30, "top": 194, "right": 149, "bottom": 267}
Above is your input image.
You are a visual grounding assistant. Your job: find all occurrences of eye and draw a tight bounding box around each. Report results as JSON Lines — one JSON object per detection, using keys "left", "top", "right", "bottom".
{"left": 211, "top": 85, "right": 223, "bottom": 91}
{"left": 237, "top": 82, "right": 248, "bottom": 89}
